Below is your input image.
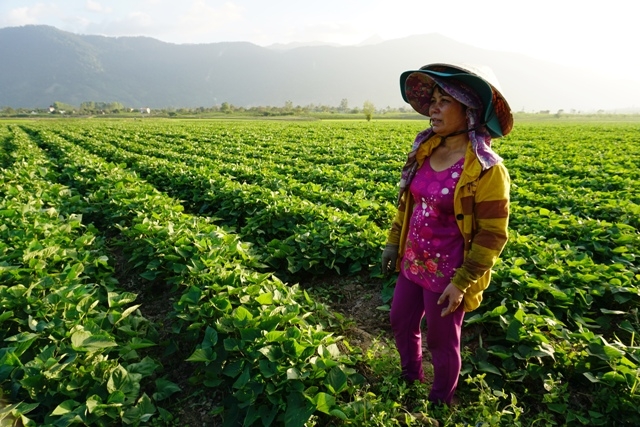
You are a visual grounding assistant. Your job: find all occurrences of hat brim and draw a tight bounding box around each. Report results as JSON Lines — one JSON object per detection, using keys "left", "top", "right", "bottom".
{"left": 400, "top": 65, "right": 513, "bottom": 138}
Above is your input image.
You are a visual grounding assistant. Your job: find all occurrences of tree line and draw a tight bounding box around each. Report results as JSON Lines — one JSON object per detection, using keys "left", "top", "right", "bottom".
{"left": 0, "top": 99, "right": 387, "bottom": 120}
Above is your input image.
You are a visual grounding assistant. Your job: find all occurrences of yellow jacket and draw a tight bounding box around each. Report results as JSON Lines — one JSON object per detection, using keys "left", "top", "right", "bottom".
{"left": 387, "top": 135, "right": 510, "bottom": 312}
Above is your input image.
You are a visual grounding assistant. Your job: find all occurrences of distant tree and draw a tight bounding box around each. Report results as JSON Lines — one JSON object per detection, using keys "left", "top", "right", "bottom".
{"left": 80, "top": 101, "right": 96, "bottom": 113}
{"left": 362, "top": 100, "right": 375, "bottom": 121}
{"left": 108, "top": 102, "right": 125, "bottom": 113}
{"left": 52, "top": 101, "right": 76, "bottom": 112}
{"left": 0, "top": 107, "right": 16, "bottom": 116}
{"left": 220, "top": 102, "right": 232, "bottom": 114}
{"left": 339, "top": 98, "right": 349, "bottom": 112}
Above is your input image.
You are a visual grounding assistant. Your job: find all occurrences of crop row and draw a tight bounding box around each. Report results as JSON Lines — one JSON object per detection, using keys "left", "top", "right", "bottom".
{"left": 1, "top": 126, "right": 164, "bottom": 425}
{"left": 48, "top": 125, "right": 396, "bottom": 228}
{"left": 3, "top": 119, "right": 640, "bottom": 425}
{"left": 29, "top": 123, "right": 386, "bottom": 277}
{"left": 62, "top": 121, "right": 403, "bottom": 192}
{"left": 468, "top": 124, "right": 640, "bottom": 423}
{"left": 3, "top": 125, "right": 390, "bottom": 426}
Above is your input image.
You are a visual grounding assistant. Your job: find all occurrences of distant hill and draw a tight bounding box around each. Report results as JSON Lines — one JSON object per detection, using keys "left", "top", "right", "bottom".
{"left": 1, "top": 25, "right": 638, "bottom": 112}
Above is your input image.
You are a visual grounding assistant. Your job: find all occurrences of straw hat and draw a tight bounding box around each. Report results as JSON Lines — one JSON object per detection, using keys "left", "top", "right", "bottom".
{"left": 400, "top": 63, "right": 513, "bottom": 138}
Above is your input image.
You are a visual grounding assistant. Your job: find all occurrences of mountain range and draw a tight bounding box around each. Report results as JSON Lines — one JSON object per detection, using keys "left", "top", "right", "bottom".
{"left": 1, "top": 25, "right": 638, "bottom": 112}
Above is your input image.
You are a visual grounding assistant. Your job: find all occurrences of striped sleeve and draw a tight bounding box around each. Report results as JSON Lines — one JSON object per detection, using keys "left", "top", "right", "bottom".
{"left": 386, "top": 191, "right": 407, "bottom": 245}
{"left": 452, "top": 163, "right": 510, "bottom": 291}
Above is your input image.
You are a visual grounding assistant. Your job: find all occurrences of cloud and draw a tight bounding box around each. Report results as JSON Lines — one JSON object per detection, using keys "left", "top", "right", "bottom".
{"left": 172, "top": 1, "right": 245, "bottom": 42}
{"left": 1, "top": 4, "right": 58, "bottom": 27}
{"left": 73, "top": 1, "right": 246, "bottom": 43}
{"left": 85, "top": 1, "right": 112, "bottom": 14}
{"left": 84, "top": 11, "right": 155, "bottom": 37}
{"left": 272, "top": 21, "right": 363, "bottom": 46}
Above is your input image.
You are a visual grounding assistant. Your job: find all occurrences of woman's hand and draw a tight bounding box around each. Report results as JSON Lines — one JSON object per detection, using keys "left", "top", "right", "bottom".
{"left": 438, "top": 282, "right": 464, "bottom": 316}
{"left": 381, "top": 244, "right": 399, "bottom": 275}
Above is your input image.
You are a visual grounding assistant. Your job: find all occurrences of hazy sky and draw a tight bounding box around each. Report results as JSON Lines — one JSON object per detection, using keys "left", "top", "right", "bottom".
{"left": 1, "top": 0, "right": 638, "bottom": 83}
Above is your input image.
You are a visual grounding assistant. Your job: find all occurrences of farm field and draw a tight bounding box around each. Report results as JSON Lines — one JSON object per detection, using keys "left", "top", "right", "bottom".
{"left": 1, "top": 118, "right": 639, "bottom": 426}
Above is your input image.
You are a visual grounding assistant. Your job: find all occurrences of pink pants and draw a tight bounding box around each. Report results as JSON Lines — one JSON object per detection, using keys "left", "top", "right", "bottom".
{"left": 389, "top": 273, "right": 465, "bottom": 405}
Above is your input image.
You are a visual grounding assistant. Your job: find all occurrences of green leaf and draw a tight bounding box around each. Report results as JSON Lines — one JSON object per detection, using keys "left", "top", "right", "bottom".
{"left": 223, "top": 360, "right": 243, "bottom": 378}
{"left": 224, "top": 338, "right": 241, "bottom": 352}
{"left": 600, "top": 308, "right": 626, "bottom": 315}
{"left": 140, "top": 270, "right": 159, "bottom": 281}
{"left": 71, "top": 330, "right": 117, "bottom": 352}
{"left": 587, "top": 341, "right": 625, "bottom": 361}
{"left": 330, "top": 409, "right": 348, "bottom": 420}
{"left": 240, "top": 328, "right": 261, "bottom": 342}
{"left": 477, "top": 361, "right": 502, "bottom": 376}
{"left": 506, "top": 319, "right": 523, "bottom": 343}
{"left": 255, "top": 292, "right": 273, "bottom": 305}
{"left": 547, "top": 403, "right": 567, "bottom": 413}
{"left": 107, "top": 365, "right": 141, "bottom": 400}
{"left": 258, "top": 345, "right": 284, "bottom": 362}
{"left": 259, "top": 359, "right": 278, "bottom": 378}
{"left": 232, "top": 306, "right": 253, "bottom": 327}
{"left": 284, "top": 392, "right": 315, "bottom": 427}
{"left": 243, "top": 405, "right": 262, "bottom": 427}
{"left": 107, "top": 391, "right": 126, "bottom": 404}
{"left": 313, "top": 392, "right": 335, "bottom": 414}
{"left": 51, "top": 400, "right": 80, "bottom": 416}
{"left": 232, "top": 365, "right": 251, "bottom": 389}
{"left": 325, "top": 367, "right": 348, "bottom": 394}
{"left": 85, "top": 395, "right": 102, "bottom": 415}
{"left": 4, "top": 332, "right": 39, "bottom": 343}
{"left": 0, "top": 310, "right": 14, "bottom": 324}
{"left": 611, "top": 246, "right": 629, "bottom": 253}
{"left": 127, "top": 356, "right": 160, "bottom": 376}
{"left": 286, "top": 367, "right": 301, "bottom": 380}
{"left": 65, "top": 262, "right": 85, "bottom": 281}
{"left": 602, "top": 371, "right": 627, "bottom": 383}
{"left": 153, "top": 379, "right": 181, "bottom": 401}
{"left": 107, "top": 292, "right": 138, "bottom": 308}
{"left": 122, "top": 337, "right": 156, "bottom": 350}
{"left": 258, "top": 405, "right": 278, "bottom": 427}
{"left": 185, "top": 347, "right": 214, "bottom": 363}
{"left": 202, "top": 326, "right": 218, "bottom": 349}
{"left": 179, "top": 286, "right": 202, "bottom": 305}
{"left": 583, "top": 372, "right": 600, "bottom": 383}
{"left": 115, "top": 304, "right": 141, "bottom": 324}
{"left": 265, "top": 331, "right": 286, "bottom": 342}
{"left": 489, "top": 305, "right": 508, "bottom": 316}
{"left": 319, "top": 343, "right": 340, "bottom": 358}
{"left": 130, "top": 393, "right": 156, "bottom": 423}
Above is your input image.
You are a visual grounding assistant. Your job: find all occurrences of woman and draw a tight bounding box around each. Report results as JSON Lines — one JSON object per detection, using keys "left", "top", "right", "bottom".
{"left": 381, "top": 63, "right": 513, "bottom": 406}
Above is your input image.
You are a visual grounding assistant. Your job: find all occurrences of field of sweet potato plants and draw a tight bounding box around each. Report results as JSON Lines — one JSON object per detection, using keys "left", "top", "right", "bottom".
{"left": 1, "top": 118, "right": 639, "bottom": 426}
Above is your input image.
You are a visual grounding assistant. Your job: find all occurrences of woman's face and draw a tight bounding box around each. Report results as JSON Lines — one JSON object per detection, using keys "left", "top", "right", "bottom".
{"left": 428, "top": 86, "right": 467, "bottom": 136}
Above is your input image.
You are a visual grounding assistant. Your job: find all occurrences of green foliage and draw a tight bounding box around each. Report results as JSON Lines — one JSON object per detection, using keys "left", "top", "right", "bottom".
{"left": 1, "top": 119, "right": 639, "bottom": 425}
{"left": 0, "top": 126, "right": 164, "bottom": 425}
{"left": 34, "top": 121, "right": 400, "bottom": 279}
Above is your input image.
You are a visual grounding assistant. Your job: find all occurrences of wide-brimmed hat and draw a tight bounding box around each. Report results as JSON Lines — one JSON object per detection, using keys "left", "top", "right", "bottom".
{"left": 400, "top": 63, "right": 513, "bottom": 138}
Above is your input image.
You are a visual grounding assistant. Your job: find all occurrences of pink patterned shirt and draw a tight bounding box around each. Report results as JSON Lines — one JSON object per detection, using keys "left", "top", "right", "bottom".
{"left": 401, "top": 157, "right": 465, "bottom": 293}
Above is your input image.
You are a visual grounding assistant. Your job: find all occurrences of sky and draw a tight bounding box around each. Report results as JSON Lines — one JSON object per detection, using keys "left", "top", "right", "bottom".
{"left": 1, "top": 0, "right": 639, "bottom": 84}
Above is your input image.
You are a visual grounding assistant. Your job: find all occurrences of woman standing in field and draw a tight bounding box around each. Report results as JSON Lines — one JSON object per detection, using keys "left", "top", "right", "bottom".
{"left": 381, "top": 63, "right": 513, "bottom": 407}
